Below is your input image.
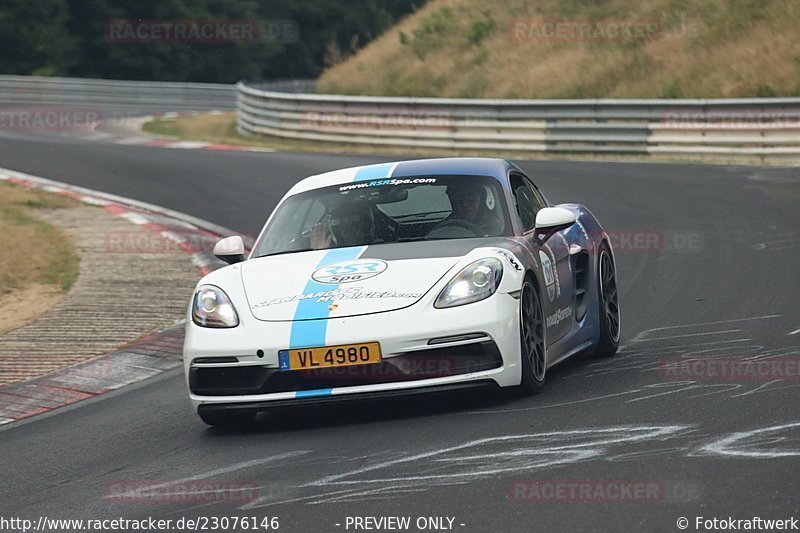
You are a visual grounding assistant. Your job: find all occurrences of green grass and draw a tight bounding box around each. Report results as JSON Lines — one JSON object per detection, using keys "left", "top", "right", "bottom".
{"left": 0, "top": 183, "right": 80, "bottom": 293}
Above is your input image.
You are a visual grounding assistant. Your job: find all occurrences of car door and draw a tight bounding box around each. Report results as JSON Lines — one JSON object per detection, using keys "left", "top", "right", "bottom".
{"left": 509, "top": 172, "right": 575, "bottom": 343}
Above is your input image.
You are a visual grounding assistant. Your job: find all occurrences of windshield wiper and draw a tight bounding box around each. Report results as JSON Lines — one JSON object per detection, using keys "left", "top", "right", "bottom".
{"left": 253, "top": 248, "right": 314, "bottom": 258}
{"left": 396, "top": 236, "right": 435, "bottom": 242}
{"left": 390, "top": 210, "right": 450, "bottom": 220}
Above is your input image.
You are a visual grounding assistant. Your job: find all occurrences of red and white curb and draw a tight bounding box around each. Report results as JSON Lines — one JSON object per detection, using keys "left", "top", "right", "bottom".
{"left": 106, "top": 135, "right": 274, "bottom": 152}
{"left": 0, "top": 167, "right": 254, "bottom": 425}
{"left": 0, "top": 327, "right": 184, "bottom": 424}
{"left": 85, "top": 111, "right": 274, "bottom": 152}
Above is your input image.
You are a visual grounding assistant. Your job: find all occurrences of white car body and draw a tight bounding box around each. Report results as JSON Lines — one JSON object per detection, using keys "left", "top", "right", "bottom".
{"left": 183, "top": 158, "right": 619, "bottom": 423}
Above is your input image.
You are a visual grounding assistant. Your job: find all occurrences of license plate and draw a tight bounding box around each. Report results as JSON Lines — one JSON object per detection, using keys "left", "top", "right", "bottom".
{"left": 279, "top": 342, "right": 382, "bottom": 371}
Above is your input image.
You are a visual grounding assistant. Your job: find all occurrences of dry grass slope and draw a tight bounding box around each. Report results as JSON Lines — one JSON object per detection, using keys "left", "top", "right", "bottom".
{"left": 0, "top": 182, "right": 81, "bottom": 334}
{"left": 318, "top": 0, "right": 800, "bottom": 98}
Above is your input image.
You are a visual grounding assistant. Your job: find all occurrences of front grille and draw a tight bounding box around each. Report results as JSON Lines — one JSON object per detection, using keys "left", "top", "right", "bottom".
{"left": 189, "top": 340, "right": 503, "bottom": 396}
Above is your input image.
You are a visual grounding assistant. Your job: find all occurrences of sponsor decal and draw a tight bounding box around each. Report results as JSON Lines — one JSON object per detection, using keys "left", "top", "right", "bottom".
{"left": 254, "top": 286, "right": 421, "bottom": 309}
{"left": 538, "top": 247, "right": 560, "bottom": 302}
{"left": 311, "top": 259, "right": 387, "bottom": 284}
{"left": 546, "top": 306, "right": 574, "bottom": 328}
{"left": 338, "top": 177, "right": 436, "bottom": 191}
{"left": 492, "top": 248, "right": 523, "bottom": 271}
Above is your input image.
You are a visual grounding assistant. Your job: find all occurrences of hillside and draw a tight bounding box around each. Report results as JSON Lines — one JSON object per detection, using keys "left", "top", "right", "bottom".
{"left": 318, "top": 0, "right": 800, "bottom": 98}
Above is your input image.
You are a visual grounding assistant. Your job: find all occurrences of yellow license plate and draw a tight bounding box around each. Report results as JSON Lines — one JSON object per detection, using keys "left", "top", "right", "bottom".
{"left": 279, "top": 342, "right": 382, "bottom": 371}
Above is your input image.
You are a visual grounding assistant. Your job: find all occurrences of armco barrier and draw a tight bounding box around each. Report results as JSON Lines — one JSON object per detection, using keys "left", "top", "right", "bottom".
{"left": 0, "top": 76, "right": 313, "bottom": 113}
{"left": 2, "top": 76, "right": 797, "bottom": 159}
{"left": 236, "top": 81, "right": 800, "bottom": 159}
{"left": 0, "top": 75, "right": 236, "bottom": 112}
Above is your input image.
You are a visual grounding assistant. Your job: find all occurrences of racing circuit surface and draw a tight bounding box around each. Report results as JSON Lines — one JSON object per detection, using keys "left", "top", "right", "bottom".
{"left": 0, "top": 126, "right": 799, "bottom": 532}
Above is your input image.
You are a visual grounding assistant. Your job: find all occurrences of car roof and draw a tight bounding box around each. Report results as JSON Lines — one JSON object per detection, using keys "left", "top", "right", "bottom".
{"left": 286, "top": 157, "right": 520, "bottom": 195}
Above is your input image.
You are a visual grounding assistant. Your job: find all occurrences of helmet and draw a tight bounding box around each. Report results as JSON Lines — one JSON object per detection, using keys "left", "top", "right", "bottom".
{"left": 327, "top": 202, "right": 375, "bottom": 246}
{"left": 446, "top": 182, "right": 488, "bottom": 215}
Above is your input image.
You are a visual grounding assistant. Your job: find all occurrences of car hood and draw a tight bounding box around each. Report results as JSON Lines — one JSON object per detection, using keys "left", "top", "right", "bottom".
{"left": 242, "top": 241, "right": 492, "bottom": 321}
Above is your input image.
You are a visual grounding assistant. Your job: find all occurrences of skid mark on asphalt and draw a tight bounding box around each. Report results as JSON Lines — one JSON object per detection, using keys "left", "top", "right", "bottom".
{"left": 460, "top": 389, "right": 642, "bottom": 415}
{"left": 105, "top": 421, "right": 800, "bottom": 511}
{"left": 752, "top": 236, "right": 800, "bottom": 252}
{"left": 697, "top": 422, "right": 800, "bottom": 458}
{"left": 461, "top": 316, "right": 800, "bottom": 416}
{"left": 241, "top": 425, "right": 692, "bottom": 508}
{"left": 559, "top": 314, "right": 800, "bottom": 401}
{"left": 102, "top": 451, "right": 309, "bottom": 509}
{"left": 627, "top": 315, "right": 781, "bottom": 343}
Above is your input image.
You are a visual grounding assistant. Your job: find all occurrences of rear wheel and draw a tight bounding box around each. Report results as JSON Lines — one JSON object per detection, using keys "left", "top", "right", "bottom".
{"left": 198, "top": 409, "right": 256, "bottom": 428}
{"left": 594, "top": 245, "right": 620, "bottom": 357}
{"left": 517, "top": 279, "right": 546, "bottom": 395}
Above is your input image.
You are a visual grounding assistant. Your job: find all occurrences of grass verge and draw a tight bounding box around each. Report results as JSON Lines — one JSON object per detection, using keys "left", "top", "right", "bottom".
{"left": 0, "top": 182, "right": 81, "bottom": 334}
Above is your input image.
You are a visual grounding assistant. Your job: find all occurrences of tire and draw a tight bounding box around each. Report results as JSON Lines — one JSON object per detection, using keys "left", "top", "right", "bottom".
{"left": 594, "top": 244, "right": 620, "bottom": 358}
{"left": 198, "top": 409, "right": 256, "bottom": 428}
{"left": 517, "top": 279, "right": 547, "bottom": 395}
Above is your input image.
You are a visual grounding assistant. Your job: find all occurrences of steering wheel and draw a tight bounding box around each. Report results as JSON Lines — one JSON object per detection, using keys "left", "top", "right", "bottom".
{"left": 287, "top": 226, "right": 314, "bottom": 248}
{"left": 427, "top": 218, "right": 483, "bottom": 238}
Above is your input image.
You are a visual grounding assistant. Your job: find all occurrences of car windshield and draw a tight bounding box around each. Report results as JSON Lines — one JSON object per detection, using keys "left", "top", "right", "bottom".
{"left": 252, "top": 175, "right": 511, "bottom": 257}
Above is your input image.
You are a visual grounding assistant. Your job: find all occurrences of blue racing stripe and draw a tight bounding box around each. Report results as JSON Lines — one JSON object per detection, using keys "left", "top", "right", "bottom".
{"left": 353, "top": 162, "right": 396, "bottom": 182}
{"left": 288, "top": 246, "right": 365, "bottom": 349}
{"left": 295, "top": 388, "right": 333, "bottom": 398}
{"left": 287, "top": 163, "right": 397, "bottom": 351}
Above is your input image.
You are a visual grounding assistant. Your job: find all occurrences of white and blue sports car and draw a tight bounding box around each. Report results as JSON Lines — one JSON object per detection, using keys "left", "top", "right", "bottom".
{"left": 184, "top": 158, "right": 620, "bottom": 426}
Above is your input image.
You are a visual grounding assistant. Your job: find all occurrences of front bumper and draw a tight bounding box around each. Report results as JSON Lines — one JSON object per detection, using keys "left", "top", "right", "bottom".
{"left": 183, "top": 292, "right": 521, "bottom": 409}
{"left": 197, "top": 380, "right": 500, "bottom": 414}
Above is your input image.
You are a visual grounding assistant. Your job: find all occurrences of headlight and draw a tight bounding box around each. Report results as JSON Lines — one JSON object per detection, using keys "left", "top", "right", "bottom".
{"left": 434, "top": 258, "right": 503, "bottom": 308}
{"left": 192, "top": 285, "right": 239, "bottom": 328}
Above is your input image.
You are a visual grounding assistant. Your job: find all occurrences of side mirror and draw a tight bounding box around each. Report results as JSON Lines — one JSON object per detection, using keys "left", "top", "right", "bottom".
{"left": 532, "top": 207, "right": 576, "bottom": 243}
{"left": 213, "top": 236, "right": 246, "bottom": 265}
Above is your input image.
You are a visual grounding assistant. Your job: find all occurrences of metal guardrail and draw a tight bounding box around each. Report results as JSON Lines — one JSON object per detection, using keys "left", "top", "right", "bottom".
{"left": 2, "top": 76, "right": 797, "bottom": 159}
{"left": 0, "top": 75, "right": 237, "bottom": 112}
{"left": 236, "top": 81, "right": 800, "bottom": 158}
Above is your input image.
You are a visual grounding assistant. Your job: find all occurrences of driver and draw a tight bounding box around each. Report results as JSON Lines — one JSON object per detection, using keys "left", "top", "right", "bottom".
{"left": 436, "top": 182, "right": 502, "bottom": 235}
{"left": 310, "top": 202, "right": 375, "bottom": 249}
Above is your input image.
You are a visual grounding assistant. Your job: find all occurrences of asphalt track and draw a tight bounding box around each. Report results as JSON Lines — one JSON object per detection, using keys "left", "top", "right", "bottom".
{"left": 1, "top": 126, "right": 799, "bottom": 532}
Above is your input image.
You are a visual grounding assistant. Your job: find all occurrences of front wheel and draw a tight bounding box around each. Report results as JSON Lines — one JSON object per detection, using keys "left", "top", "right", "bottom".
{"left": 517, "top": 279, "right": 546, "bottom": 395}
{"left": 593, "top": 245, "right": 620, "bottom": 357}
